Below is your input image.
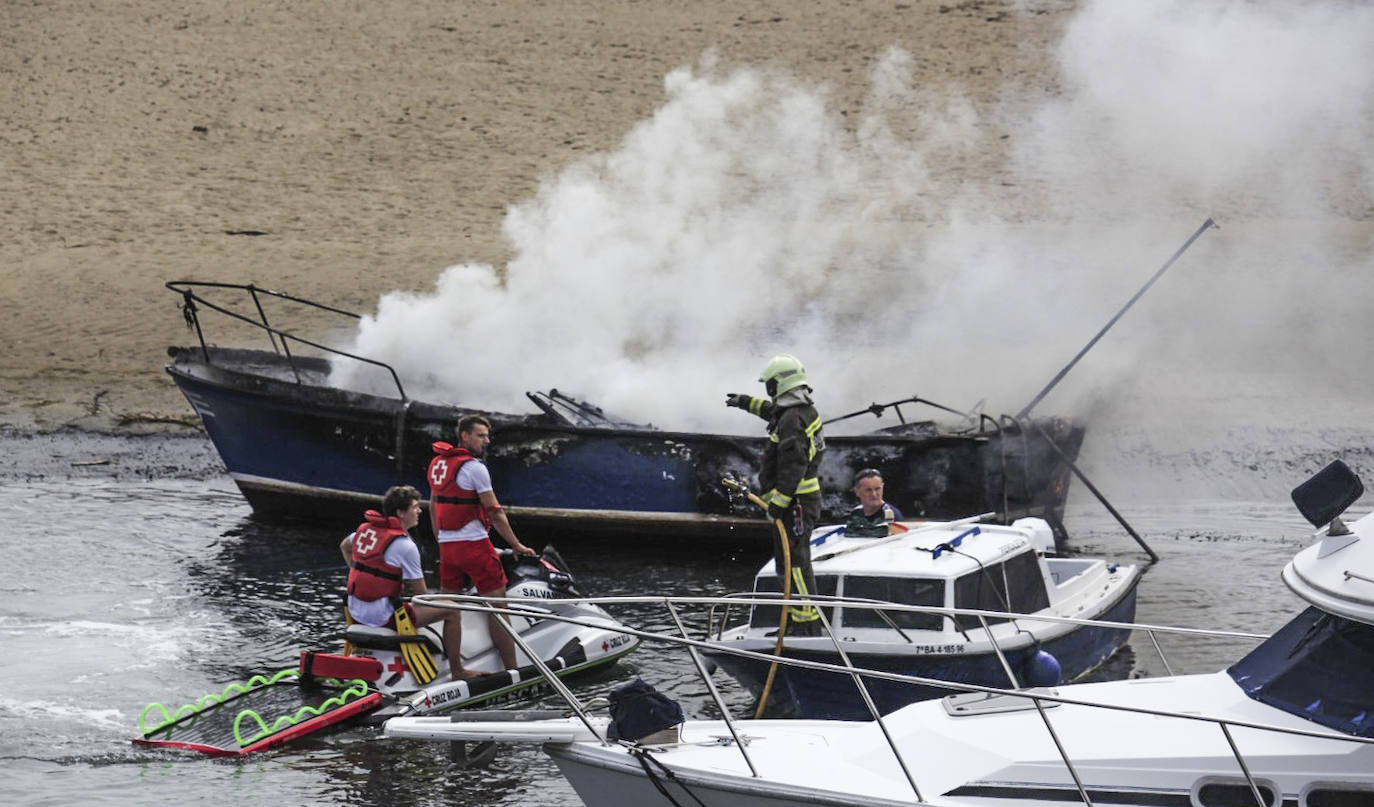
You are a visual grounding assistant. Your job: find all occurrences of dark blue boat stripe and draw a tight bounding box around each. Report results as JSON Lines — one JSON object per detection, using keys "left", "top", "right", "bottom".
{"left": 944, "top": 784, "right": 1189, "bottom": 805}
{"left": 944, "top": 785, "right": 1298, "bottom": 807}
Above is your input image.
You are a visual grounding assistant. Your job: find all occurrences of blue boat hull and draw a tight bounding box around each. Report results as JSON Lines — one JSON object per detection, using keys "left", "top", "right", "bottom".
{"left": 168, "top": 346, "right": 1085, "bottom": 540}
{"left": 709, "top": 575, "right": 1139, "bottom": 719}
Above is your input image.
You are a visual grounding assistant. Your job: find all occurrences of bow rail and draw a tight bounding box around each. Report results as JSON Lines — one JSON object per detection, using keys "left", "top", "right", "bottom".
{"left": 166, "top": 280, "right": 408, "bottom": 401}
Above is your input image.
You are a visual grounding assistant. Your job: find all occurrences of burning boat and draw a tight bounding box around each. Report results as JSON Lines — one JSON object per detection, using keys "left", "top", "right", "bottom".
{"left": 165, "top": 281, "right": 1084, "bottom": 541}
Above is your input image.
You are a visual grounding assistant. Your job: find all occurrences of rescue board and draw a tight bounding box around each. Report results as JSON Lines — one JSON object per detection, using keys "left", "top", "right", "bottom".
{"left": 133, "top": 667, "right": 382, "bottom": 757}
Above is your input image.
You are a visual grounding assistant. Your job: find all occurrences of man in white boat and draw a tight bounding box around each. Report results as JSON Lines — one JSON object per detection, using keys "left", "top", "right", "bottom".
{"left": 339, "top": 485, "right": 467, "bottom": 678}
{"left": 428, "top": 414, "right": 538, "bottom": 677}
{"left": 726, "top": 353, "right": 825, "bottom": 636}
{"left": 843, "top": 468, "right": 905, "bottom": 537}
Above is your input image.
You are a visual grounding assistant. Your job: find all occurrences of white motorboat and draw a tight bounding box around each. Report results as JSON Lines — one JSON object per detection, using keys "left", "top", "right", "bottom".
{"left": 703, "top": 516, "right": 1140, "bottom": 718}
{"left": 385, "top": 460, "right": 1374, "bottom": 806}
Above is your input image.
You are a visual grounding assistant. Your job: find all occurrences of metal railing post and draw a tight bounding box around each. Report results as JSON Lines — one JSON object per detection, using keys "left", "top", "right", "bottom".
{"left": 247, "top": 284, "right": 283, "bottom": 356}
{"left": 977, "top": 614, "right": 1023, "bottom": 689}
{"left": 1146, "top": 628, "right": 1175, "bottom": 676}
{"left": 812, "top": 603, "right": 925, "bottom": 803}
{"left": 476, "top": 599, "right": 609, "bottom": 745}
{"left": 1030, "top": 696, "right": 1095, "bottom": 806}
{"left": 1219, "top": 722, "right": 1269, "bottom": 807}
{"left": 664, "top": 601, "right": 759, "bottom": 778}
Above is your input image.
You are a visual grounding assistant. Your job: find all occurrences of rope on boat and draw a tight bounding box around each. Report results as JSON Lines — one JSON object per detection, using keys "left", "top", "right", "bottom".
{"left": 630, "top": 746, "right": 710, "bottom": 807}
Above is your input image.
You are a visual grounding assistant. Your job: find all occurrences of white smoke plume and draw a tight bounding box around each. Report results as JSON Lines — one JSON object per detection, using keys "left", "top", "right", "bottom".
{"left": 333, "top": 1, "right": 1374, "bottom": 455}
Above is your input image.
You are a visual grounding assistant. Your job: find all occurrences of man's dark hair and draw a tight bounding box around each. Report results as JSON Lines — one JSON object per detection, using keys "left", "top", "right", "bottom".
{"left": 854, "top": 468, "right": 883, "bottom": 484}
{"left": 458, "top": 414, "right": 491, "bottom": 435}
{"left": 382, "top": 485, "right": 421, "bottom": 519}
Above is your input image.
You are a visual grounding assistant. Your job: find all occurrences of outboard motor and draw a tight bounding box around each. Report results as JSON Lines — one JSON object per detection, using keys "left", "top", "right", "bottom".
{"left": 1012, "top": 517, "right": 1058, "bottom": 556}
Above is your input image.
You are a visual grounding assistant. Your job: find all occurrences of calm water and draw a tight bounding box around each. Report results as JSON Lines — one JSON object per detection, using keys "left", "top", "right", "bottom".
{"left": 0, "top": 443, "right": 1321, "bottom": 807}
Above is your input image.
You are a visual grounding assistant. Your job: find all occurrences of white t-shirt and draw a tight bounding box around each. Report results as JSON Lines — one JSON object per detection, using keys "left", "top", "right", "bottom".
{"left": 437, "top": 458, "right": 495, "bottom": 543}
{"left": 346, "top": 531, "right": 425, "bottom": 627}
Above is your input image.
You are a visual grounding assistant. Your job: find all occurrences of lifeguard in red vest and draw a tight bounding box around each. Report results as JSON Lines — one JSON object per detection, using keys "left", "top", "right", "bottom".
{"left": 339, "top": 485, "right": 466, "bottom": 679}
{"left": 427, "top": 414, "right": 537, "bottom": 674}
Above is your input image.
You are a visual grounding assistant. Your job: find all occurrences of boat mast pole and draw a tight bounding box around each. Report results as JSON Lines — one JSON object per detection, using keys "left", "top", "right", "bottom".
{"left": 1030, "top": 419, "right": 1159, "bottom": 563}
{"left": 1016, "top": 218, "right": 1218, "bottom": 420}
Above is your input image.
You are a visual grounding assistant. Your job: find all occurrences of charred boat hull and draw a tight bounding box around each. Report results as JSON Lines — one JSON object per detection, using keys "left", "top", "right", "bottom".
{"left": 167, "top": 345, "right": 1083, "bottom": 541}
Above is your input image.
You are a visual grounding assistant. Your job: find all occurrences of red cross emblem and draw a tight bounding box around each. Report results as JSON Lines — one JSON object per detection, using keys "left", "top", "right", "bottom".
{"left": 602, "top": 640, "right": 609, "bottom": 652}
{"left": 387, "top": 655, "right": 409, "bottom": 676}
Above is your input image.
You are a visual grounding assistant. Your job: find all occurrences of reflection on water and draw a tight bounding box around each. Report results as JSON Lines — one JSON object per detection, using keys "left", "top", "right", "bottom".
{"left": 0, "top": 470, "right": 1324, "bottom": 807}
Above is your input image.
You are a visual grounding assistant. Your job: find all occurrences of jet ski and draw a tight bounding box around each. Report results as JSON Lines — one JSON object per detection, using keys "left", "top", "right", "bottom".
{"left": 134, "top": 546, "right": 639, "bottom": 755}
{"left": 336, "top": 546, "right": 640, "bottom": 723}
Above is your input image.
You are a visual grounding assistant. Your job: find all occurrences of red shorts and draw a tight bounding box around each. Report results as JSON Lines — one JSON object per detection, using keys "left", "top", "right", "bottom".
{"left": 439, "top": 540, "right": 507, "bottom": 594}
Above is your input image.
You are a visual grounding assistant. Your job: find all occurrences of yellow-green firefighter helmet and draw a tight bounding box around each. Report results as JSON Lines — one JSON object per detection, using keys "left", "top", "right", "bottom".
{"left": 758, "top": 354, "right": 809, "bottom": 397}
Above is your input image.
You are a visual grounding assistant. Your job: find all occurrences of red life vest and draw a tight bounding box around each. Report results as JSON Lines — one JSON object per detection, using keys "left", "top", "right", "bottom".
{"left": 427, "top": 441, "right": 492, "bottom": 532}
{"left": 346, "top": 511, "right": 409, "bottom": 601}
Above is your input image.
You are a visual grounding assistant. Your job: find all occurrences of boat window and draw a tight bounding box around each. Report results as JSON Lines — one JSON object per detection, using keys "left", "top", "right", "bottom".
{"left": 951, "top": 551, "right": 1052, "bottom": 631}
{"left": 749, "top": 575, "right": 838, "bottom": 629}
{"left": 1002, "top": 550, "right": 1050, "bottom": 614}
{"left": 1226, "top": 606, "right": 1374, "bottom": 738}
{"left": 1304, "top": 785, "right": 1374, "bottom": 807}
{"left": 1194, "top": 779, "right": 1277, "bottom": 807}
{"left": 840, "top": 577, "right": 945, "bottom": 631}
{"left": 953, "top": 562, "right": 1011, "bottom": 630}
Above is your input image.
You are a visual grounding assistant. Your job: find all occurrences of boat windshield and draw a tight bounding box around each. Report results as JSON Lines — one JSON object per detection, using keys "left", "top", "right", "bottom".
{"left": 952, "top": 550, "right": 1051, "bottom": 631}
{"left": 841, "top": 577, "right": 945, "bottom": 631}
{"left": 1226, "top": 606, "right": 1374, "bottom": 738}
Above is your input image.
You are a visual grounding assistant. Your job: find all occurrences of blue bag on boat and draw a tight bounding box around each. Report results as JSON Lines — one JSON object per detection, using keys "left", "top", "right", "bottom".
{"left": 606, "top": 678, "right": 684, "bottom": 742}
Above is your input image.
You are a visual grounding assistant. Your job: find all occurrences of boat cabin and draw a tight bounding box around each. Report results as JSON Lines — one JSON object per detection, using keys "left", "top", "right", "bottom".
{"left": 744, "top": 518, "right": 1115, "bottom": 640}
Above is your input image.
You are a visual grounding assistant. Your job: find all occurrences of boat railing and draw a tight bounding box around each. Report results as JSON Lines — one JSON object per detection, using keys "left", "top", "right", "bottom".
{"left": 409, "top": 591, "right": 1344, "bottom": 807}
{"left": 166, "top": 280, "right": 409, "bottom": 401}
{"left": 703, "top": 591, "right": 1256, "bottom": 681}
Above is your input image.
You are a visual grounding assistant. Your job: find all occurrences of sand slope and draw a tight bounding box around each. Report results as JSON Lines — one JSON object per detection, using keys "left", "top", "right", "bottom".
{"left": 0, "top": 0, "right": 1069, "bottom": 431}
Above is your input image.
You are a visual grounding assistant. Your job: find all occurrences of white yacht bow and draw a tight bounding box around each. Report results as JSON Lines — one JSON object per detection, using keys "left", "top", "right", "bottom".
{"left": 388, "top": 461, "right": 1374, "bottom": 806}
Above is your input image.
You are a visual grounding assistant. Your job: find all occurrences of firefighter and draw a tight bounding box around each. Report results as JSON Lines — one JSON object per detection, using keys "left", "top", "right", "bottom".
{"left": 726, "top": 354, "right": 824, "bottom": 635}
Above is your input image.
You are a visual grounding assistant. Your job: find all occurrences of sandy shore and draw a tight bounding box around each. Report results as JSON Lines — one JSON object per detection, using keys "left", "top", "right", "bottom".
{"left": 1, "top": 0, "right": 1070, "bottom": 432}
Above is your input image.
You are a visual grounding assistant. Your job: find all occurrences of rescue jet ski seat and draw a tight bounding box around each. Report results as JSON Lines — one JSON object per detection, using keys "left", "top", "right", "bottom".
{"left": 344, "top": 623, "right": 445, "bottom": 654}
